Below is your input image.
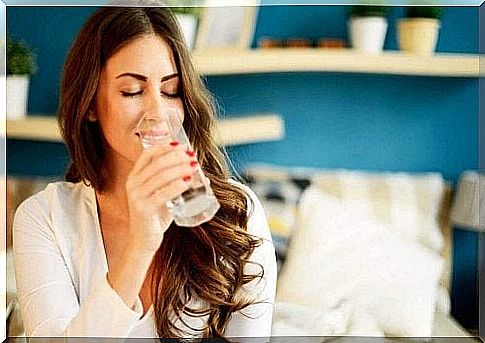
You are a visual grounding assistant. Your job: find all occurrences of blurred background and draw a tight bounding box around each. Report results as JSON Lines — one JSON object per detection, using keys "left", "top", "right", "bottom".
{"left": 5, "top": 2, "right": 483, "bottom": 339}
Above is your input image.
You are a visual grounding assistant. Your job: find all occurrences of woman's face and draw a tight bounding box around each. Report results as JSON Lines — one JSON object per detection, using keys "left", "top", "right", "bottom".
{"left": 94, "top": 34, "right": 184, "bottom": 167}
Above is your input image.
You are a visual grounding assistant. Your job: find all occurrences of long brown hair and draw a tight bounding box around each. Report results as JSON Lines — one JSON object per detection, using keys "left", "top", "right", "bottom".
{"left": 58, "top": 6, "right": 263, "bottom": 338}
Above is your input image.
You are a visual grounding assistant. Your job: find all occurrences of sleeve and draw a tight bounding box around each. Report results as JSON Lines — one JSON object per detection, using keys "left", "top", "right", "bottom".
{"left": 224, "top": 185, "right": 277, "bottom": 339}
{"left": 13, "top": 195, "right": 143, "bottom": 338}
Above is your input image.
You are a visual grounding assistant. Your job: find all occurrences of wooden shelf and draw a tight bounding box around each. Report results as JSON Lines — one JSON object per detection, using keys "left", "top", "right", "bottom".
{"left": 192, "top": 48, "right": 483, "bottom": 77}
{"left": 6, "top": 114, "right": 285, "bottom": 146}
{"left": 215, "top": 114, "right": 284, "bottom": 146}
{"left": 7, "top": 116, "right": 59, "bottom": 142}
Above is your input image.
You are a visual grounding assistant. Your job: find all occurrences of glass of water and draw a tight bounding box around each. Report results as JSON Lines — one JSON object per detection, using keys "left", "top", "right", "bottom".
{"left": 136, "top": 108, "right": 220, "bottom": 227}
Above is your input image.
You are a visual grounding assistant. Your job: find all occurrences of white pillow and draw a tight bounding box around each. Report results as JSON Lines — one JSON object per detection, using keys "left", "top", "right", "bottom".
{"left": 277, "top": 186, "right": 444, "bottom": 337}
{"left": 311, "top": 170, "right": 445, "bottom": 253}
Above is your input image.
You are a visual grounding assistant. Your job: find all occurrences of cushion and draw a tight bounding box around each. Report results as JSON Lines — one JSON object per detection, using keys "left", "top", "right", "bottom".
{"left": 311, "top": 170, "right": 445, "bottom": 253}
{"left": 276, "top": 186, "right": 444, "bottom": 336}
{"left": 244, "top": 165, "right": 452, "bottom": 312}
{"left": 311, "top": 169, "right": 453, "bottom": 309}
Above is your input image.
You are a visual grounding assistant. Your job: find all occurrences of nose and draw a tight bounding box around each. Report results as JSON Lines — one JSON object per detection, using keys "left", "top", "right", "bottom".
{"left": 139, "top": 85, "right": 184, "bottom": 128}
{"left": 144, "top": 87, "right": 170, "bottom": 120}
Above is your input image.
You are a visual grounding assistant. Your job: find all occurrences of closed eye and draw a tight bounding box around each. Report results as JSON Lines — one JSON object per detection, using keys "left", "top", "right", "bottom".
{"left": 161, "top": 91, "right": 181, "bottom": 99}
{"left": 121, "top": 90, "right": 143, "bottom": 97}
{"left": 120, "top": 90, "right": 180, "bottom": 98}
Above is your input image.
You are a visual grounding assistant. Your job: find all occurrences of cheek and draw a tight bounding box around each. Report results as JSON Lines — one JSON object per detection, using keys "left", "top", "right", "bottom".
{"left": 97, "top": 100, "right": 141, "bottom": 142}
{"left": 107, "top": 94, "right": 143, "bottom": 119}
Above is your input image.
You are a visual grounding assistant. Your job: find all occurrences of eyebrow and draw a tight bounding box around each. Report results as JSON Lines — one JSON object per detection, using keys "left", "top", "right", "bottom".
{"left": 115, "top": 72, "right": 179, "bottom": 82}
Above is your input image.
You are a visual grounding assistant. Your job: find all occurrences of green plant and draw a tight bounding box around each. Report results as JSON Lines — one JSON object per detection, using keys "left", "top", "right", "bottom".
{"left": 348, "top": 5, "right": 390, "bottom": 17}
{"left": 164, "top": 0, "right": 203, "bottom": 17}
{"left": 170, "top": 6, "right": 203, "bottom": 17}
{"left": 7, "top": 38, "right": 37, "bottom": 75}
{"left": 406, "top": 6, "right": 443, "bottom": 19}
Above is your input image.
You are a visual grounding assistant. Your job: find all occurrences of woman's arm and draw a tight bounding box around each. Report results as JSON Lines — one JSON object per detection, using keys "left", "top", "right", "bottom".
{"left": 223, "top": 185, "right": 278, "bottom": 338}
{"left": 13, "top": 196, "right": 145, "bottom": 337}
{"left": 13, "top": 144, "right": 197, "bottom": 337}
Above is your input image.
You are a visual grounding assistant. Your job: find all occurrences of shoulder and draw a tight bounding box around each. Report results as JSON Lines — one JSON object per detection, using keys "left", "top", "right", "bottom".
{"left": 228, "top": 178, "right": 257, "bottom": 205}
{"left": 16, "top": 181, "right": 89, "bottom": 214}
{"left": 14, "top": 181, "right": 91, "bottom": 233}
{"left": 228, "top": 178, "right": 272, "bottom": 242}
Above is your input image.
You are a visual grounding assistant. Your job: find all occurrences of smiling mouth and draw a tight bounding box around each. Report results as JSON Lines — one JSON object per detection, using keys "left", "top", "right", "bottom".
{"left": 138, "top": 130, "right": 171, "bottom": 138}
{"left": 137, "top": 130, "right": 172, "bottom": 148}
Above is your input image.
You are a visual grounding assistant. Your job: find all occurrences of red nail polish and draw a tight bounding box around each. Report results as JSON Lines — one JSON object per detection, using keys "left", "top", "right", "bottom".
{"left": 182, "top": 175, "right": 191, "bottom": 182}
{"left": 190, "top": 161, "right": 198, "bottom": 167}
{"left": 186, "top": 150, "right": 196, "bottom": 157}
{"left": 170, "top": 141, "right": 179, "bottom": 147}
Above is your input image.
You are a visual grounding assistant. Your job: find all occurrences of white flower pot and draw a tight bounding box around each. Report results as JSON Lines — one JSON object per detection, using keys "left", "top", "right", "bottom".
{"left": 7, "top": 75, "right": 30, "bottom": 119}
{"left": 397, "top": 18, "right": 440, "bottom": 55}
{"left": 175, "top": 13, "right": 198, "bottom": 50}
{"left": 349, "top": 16, "right": 388, "bottom": 54}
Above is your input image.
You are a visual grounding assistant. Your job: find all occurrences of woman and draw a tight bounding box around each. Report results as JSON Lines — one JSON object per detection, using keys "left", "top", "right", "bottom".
{"left": 13, "top": 6, "right": 277, "bottom": 339}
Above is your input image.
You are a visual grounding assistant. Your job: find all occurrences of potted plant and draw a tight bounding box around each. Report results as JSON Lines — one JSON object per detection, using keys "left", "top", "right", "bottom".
{"left": 7, "top": 38, "right": 37, "bottom": 119}
{"left": 397, "top": 6, "right": 443, "bottom": 55}
{"left": 166, "top": 0, "right": 203, "bottom": 50}
{"left": 348, "top": 5, "right": 390, "bottom": 54}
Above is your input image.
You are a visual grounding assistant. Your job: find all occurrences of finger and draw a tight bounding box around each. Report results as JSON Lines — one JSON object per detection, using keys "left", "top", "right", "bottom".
{"left": 136, "top": 146, "right": 196, "bottom": 186}
{"left": 147, "top": 177, "right": 193, "bottom": 206}
{"left": 141, "top": 161, "right": 199, "bottom": 198}
{"left": 132, "top": 141, "right": 188, "bottom": 176}
{"left": 132, "top": 142, "right": 176, "bottom": 176}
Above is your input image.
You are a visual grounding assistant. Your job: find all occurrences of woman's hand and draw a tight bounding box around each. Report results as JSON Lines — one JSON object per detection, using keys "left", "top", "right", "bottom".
{"left": 105, "top": 142, "right": 197, "bottom": 311}
{"left": 125, "top": 142, "right": 198, "bottom": 252}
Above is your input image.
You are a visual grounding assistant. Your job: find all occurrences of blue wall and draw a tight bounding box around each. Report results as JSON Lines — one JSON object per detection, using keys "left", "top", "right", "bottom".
{"left": 6, "top": 6, "right": 479, "bottom": 180}
{"left": 208, "top": 73, "right": 478, "bottom": 181}
{"left": 6, "top": 5, "right": 481, "bottom": 329}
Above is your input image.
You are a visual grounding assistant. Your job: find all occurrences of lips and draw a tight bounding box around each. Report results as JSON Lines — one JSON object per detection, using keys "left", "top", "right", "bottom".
{"left": 137, "top": 130, "right": 170, "bottom": 139}
{"left": 140, "top": 130, "right": 170, "bottom": 138}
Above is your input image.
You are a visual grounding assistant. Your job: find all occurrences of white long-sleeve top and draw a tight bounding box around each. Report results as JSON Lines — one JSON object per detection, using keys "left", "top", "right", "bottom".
{"left": 13, "top": 181, "right": 277, "bottom": 338}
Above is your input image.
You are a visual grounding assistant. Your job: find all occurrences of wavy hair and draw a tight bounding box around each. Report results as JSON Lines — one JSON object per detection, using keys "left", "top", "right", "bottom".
{"left": 58, "top": 6, "right": 262, "bottom": 338}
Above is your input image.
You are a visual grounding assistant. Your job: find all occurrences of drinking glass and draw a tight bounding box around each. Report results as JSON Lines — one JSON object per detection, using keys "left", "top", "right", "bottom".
{"left": 136, "top": 108, "right": 220, "bottom": 227}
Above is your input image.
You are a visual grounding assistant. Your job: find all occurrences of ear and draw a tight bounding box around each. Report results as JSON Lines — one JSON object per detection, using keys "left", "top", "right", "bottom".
{"left": 87, "top": 109, "right": 97, "bottom": 122}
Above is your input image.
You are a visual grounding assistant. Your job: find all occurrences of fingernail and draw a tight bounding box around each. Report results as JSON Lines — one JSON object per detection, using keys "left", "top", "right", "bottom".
{"left": 170, "top": 141, "right": 179, "bottom": 147}
{"left": 186, "top": 150, "right": 196, "bottom": 157}
{"left": 190, "top": 161, "right": 198, "bottom": 167}
{"left": 182, "top": 175, "right": 191, "bottom": 182}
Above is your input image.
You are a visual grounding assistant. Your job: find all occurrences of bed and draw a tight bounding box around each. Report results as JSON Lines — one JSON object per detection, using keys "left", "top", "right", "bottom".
{"left": 244, "top": 164, "right": 479, "bottom": 341}
{"left": 5, "top": 172, "right": 480, "bottom": 340}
